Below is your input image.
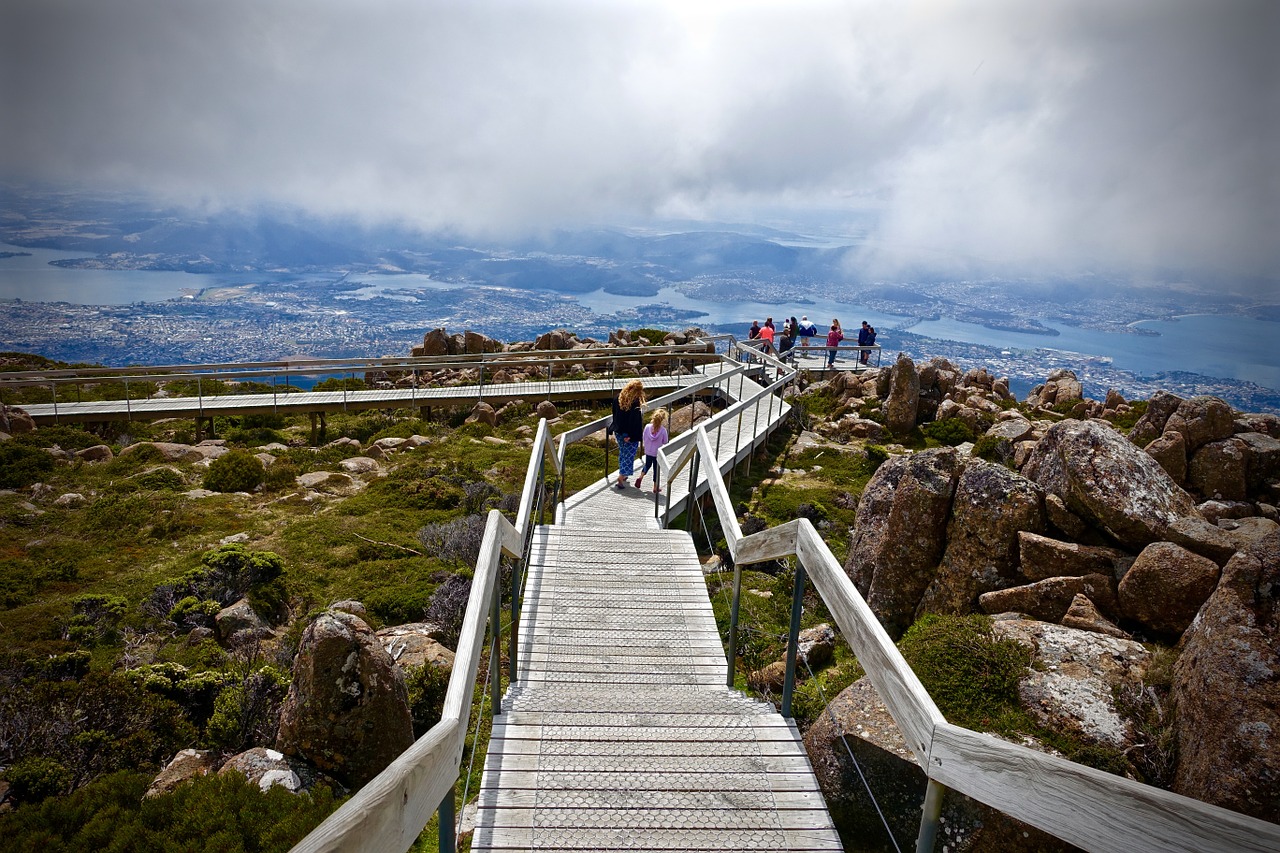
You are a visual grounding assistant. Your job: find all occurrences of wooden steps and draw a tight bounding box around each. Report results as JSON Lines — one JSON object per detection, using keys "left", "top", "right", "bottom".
{"left": 471, "top": 525, "right": 841, "bottom": 851}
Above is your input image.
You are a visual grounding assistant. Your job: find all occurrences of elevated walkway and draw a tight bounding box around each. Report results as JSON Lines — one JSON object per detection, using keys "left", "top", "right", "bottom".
{"left": 473, "top": 525, "right": 841, "bottom": 850}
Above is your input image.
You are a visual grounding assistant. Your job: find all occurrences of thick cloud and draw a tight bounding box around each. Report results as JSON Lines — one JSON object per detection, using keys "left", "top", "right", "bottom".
{"left": 1, "top": 0, "right": 1275, "bottom": 281}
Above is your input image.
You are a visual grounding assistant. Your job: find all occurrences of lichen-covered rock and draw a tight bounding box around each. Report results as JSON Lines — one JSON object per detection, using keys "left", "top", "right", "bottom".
{"left": 1188, "top": 438, "right": 1249, "bottom": 501}
{"left": 1172, "top": 527, "right": 1280, "bottom": 822}
{"left": 1018, "top": 531, "right": 1132, "bottom": 582}
{"left": 1144, "top": 430, "right": 1187, "bottom": 483}
{"left": 797, "top": 624, "right": 836, "bottom": 669}
{"left": 1237, "top": 430, "right": 1280, "bottom": 494}
{"left": 993, "top": 619, "right": 1149, "bottom": 750}
{"left": 1164, "top": 395, "right": 1237, "bottom": 453}
{"left": 985, "top": 417, "right": 1034, "bottom": 444}
{"left": 845, "top": 447, "right": 963, "bottom": 638}
{"left": 979, "top": 574, "right": 1118, "bottom": 623}
{"left": 1023, "top": 419, "right": 1200, "bottom": 550}
{"left": 0, "top": 404, "right": 35, "bottom": 434}
{"left": 883, "top": 353, "right": 920, "bottom": 435}
{"left": 1117, "top": 542, "right": 1220, "bottom": 637}
{"left": 377, "top": 623, "right": 455, "bottom": 673}
{"left": 276, "top": 610, "right": 413, "bottom": 788}
{"left": 145, "top": 748, "right": 216, "bottom": 798}
{"left": 916, "top": 460, "right": 1045, "bottom": 617}
{"left": 218, "top": 747, "right": 329, "bottom": 794}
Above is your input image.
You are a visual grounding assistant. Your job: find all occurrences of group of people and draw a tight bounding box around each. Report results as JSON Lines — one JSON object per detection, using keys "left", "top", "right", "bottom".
{"left": 610, "top": 379, "right": 667, "bottom": 494}
{"left": 607, "top": 314, "right": 879, "bottom": 492}
{"left": 747, "top": 316, "right": 876, "bottom": 367}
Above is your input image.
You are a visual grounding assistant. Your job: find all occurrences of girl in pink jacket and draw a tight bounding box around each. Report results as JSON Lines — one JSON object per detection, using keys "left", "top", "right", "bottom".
{"left": 635, "top": 409, "right": 669, "bottom": 495}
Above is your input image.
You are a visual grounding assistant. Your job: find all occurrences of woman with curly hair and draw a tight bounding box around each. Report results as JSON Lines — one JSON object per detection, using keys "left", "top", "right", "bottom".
{"left": 611, "top": 379, "right": 646, "bottom": 489}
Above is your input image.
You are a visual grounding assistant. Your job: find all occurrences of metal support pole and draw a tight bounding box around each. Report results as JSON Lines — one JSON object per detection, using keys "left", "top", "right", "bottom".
{"left": 508, "top": 555, "right": 521, "bottom": 686}
{"left": 780, "top": 564, "right": 807, "bottom": 719}
{"left": 50, "top": 381, "right": 58, "bottom": 423}
{"left": 438, "top": 784, "right": 457, "bottom": 853}
{"left": 124, "top": 378, "right": 131, "bottom": 422}
{"left": 726, "top": 558, "right": 742, "bottom": 687}
{"left": 915, "top": 779, "right": 946, "bottom": 853}
{"left": 685, "top": 452, "right": 699, "bottom": 532}
{"left": 490, "top": 575, "right": 502, "bottom": 718}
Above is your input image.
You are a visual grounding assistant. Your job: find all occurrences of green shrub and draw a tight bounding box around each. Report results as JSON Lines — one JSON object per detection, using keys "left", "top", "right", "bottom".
{"left": 202, "top": 450, "right": 266, "bottom": 493}
{"left": 630, "top": 327, "right": 669, "bottom": 345}
{"left": 0, "top": 443, "right": 55, "bottom": 488}
{"left": 167, "top": 596, "right": 221, "bottom": 630}
{"left": 921, "top": 419, "right": 976, "bottom": 446}
{"left": 0, "top": 769, "right": 338, "bottom": 853}
{"left": 972, "top": 434, "right": 1012, "bottom": 465}
{"left": 205, "top": 666, "right": 290, "bottom": 752}
{"left": 406, "top": 664, "right": 451, "bottom": 737}
{"left": 130, "top": 467, "right": 187, "bottom": 491}
{"left": 898, "top": 614, "right": 1031, "bottom": 733}
{"left": 128, "top": 663, "right": 231, "bottom": 727}
{"left": 65, "top": 594, "right": 128, "bottom": 646}
{"left": 312, "top": 376, "right": 366, "bottom": 393}
{"left": 262, "top": 461, "right": 299, "bottom": 492}
{"left": 3, "top": 756, "right": 74, "bottom": 804}
{"left": 12, "top": 425, "right": 102, "bottom": 452}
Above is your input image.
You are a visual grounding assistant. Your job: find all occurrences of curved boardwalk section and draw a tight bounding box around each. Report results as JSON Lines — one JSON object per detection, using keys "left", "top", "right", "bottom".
{"left": 472, "top": 526, "right": 841, "bottom": 851}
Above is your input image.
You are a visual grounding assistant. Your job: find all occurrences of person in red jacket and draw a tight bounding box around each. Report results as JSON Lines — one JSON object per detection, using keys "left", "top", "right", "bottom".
{"left": 825, "top": 321, "right": 843, "bottom": 367}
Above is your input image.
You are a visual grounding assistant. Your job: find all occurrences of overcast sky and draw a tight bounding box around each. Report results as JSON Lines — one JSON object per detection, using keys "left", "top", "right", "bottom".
{"left": 2, "top": 0, "right": 1276, "bottom": 283}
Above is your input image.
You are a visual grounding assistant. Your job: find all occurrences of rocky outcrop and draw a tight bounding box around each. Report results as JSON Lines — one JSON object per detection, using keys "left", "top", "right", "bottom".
{"left": 1143, "top": 429, "right": 1187, "bottom": 483}
{"left": 1172, "top": 528, "right": 1280, "bottom": 822}
{"left": 1128, "top": 390, "right": 1184, "bottom": 447}
{"left": 1116, "top": 543, "right": 1220, "bottom": 637}
{"left": 1187, "top": 438, "right": 1248, "bottom": 501}
{"left": 668, "top": 401, "right": 712, "bottom": 434}
{"left": 218, "top": 747, "right": 331, "bottom": 794}
{"left": 1163, "top": 395, "right": 1236, "bottom": 454}
{"left": 916, "top": 460, "right": 1045, "bottom": 617}
{"left": 466, "top": 401, "right": 498, "bottom": 427}
{"left": 377, "top": 623, "right": 455, "bottom": 673}
{"left": 883, "top": 354, "right": 920, "bottom": 435}
{"left": 1061, "top": 594, "right": 1128, "bottom": 638}
{"left": 535, "top": 400, "right": 559, "bottom": 420}
{"left": 845, "top": 448, "right": 962, "bottom": 638}
{"left": 75, "top": 444, "right": 114, "bottom": 463}
{"left": 275, "top": 610, "right": 414, "bottom": 788}
{"left": 1023, "top": 419, "right": 1200, "bottom": 550}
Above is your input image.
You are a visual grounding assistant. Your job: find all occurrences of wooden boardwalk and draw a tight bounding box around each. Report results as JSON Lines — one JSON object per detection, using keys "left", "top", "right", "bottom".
{"left": 14, "top": 375, "right": 702, "bottom": 425}
{"left": 472, "top": 375, "right": 840, "bottom": 851}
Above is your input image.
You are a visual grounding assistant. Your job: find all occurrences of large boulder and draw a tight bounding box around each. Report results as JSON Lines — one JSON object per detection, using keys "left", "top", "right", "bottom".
{"left": 215, "top": 598, "right": 271, "bottom": 645}
{"left": 1187, "top": 438, "right": 1249, "bottom": 501}
{"left": 76, "top": 444, "right": 115, "bottom": 463}
{"left": 1238, "top": 430, "right": 1280, "bottom": 494}
{"left": 464, "top": 330, "right": 501, "bottom": 354}
{"left": 420, "top": 328, "right": 451, "bottom": 356}
{"left": 1143, "top": 430, "right": 1187, "bottom": 483}
{"left": 1018, "top": 531, "right": 1132, "bottom": 582}
{"left": 1117, "top": 542, "right": 1220, "bottom": 637}
{"left": 276, "top": 610, "right": 414, "bottom": 788}
{"left": 668, "top": 401, "right": 712, "bottom": 434}
{"left": 804, "top": 679, "right": 1077, "bottom": 852}
{"left": 377, "top": 623, "right": 455, "bottom": 673}
{"left": 1023, "top": 419, "right": 1200, "bottom": 550}
{"left": 883, "top": 354, "right": 920, "bottom": 435}
{"left": 979, "top": 574, "right": 1118, "bottom": 623}
{"left": 1163, "top": 395, "right": 1236, "bottom": 453}
{"left": 845, "top": 448, "right": 962, "bottom": 638}
{"left": 1128, "top": 390, "right": 1184, "bottom": 447}
{"left": 1172, "top": 527, "right": 1280, "bottom": 821}
{"left": 916, "top": 460, "right": 1045, "bottom": 617}
{"left": 466, "top": 401, "right": 498, "bottom": 427}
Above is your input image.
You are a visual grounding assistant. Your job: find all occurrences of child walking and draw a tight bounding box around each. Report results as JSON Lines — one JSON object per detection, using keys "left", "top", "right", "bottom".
{"left": 635, "top": 409, "right": 669, "bottom": 495}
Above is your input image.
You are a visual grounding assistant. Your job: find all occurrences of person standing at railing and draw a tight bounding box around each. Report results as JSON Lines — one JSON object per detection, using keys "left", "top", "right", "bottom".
{"left": 798, "top": 315, "right": 817, "bottom": 348}
{"left": 748, "top": 320, "right": 761, "bottom": 340}
{"left": 611, "top": 379, "right": 646, "bottom": 489}
{"left": 634, "top": 408, "right": 669, "bottom": 496}
{"left": 758, "top": 321, "right": 775, "bottom": 355}
{"left": 825, "top": 321, "right": 844, "bottom": 368}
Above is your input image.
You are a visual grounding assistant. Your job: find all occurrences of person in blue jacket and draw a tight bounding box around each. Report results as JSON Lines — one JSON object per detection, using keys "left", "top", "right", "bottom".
{"left": 611, "top": 379, "right": 646, "bottom": 489}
